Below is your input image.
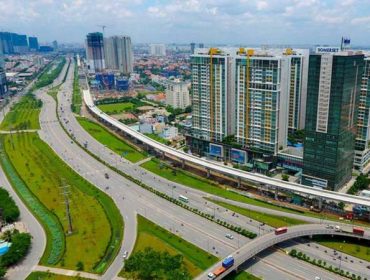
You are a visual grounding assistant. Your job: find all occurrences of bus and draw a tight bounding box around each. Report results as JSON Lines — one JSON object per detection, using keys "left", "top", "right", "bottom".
{"left": 178, "top": 195, "right": 189, "bottom": 203}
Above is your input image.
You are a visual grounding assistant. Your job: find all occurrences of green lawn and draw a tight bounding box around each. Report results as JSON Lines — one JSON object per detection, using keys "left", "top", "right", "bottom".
{"left": 97, "top": 102, "right": 134, "bottom": 115}
{"left": 0, "top": 94, "right": 41, "bottom": 131}
{"left": 313, "top": 236, "right": 370, "bottom": 262}
{"left": 144, "top": 133, "right": 170, "bottom": 145}
{"left": 2, "top": 133, "right": 123, "bottom": 273}
{"left": 208, "top": 199, "right": 306, "bottom": 228}
{"left": 120, "top": 215, "right": 218, "bottom": 278}
{"left": 77, "top": 116, "right": 146, "bottom": 163}
{"left": 141, "top": 159, "right": 308, "bottom": 215}
{"left": 26, "top": 272, "right": 88, "bottom": 280}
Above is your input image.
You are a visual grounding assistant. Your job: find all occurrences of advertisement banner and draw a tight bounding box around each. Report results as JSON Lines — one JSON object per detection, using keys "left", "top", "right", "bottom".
{"left": 230, "top": 148, "right": 247, "bottom": 164}
{"left": 209, "top": 143, "right": 223, "bottom": 157}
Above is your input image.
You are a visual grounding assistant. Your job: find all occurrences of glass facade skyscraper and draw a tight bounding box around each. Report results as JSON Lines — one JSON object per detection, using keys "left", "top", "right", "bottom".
{"left": 302, "top": 52, "right": 364, "bottom": 190}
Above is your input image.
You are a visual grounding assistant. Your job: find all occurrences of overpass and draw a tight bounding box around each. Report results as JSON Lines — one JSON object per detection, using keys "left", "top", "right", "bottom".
{"left": 196, "top": 224, "right": 370, "bottom": 280}
{"left": 83, "top": 89, "right": 370, "bottom": 207}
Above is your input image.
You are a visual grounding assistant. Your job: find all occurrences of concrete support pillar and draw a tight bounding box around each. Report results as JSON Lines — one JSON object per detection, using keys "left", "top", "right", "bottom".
{"left": 161, "top": 151, "right": 165, "bottom": 159}
{"left": 274, "top": 187, "right": 279, "bottom": 200}
{"left": 237, "top": 177, "right": 242, "bottom": 188}
{"left": 206, "top": 168, "right": 211, "bottom": 178}
{"left": 181, "top": 159, "right": 185, "bottom": 169}
{"left": 318, "top": 197, "right": 323, "bottom": 210}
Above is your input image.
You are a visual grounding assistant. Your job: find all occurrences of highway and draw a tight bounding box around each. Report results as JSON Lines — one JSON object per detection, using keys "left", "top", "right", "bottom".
{"left": 83, "top": 89, "right": 370, "bottom": 207}
{"left": 196, "top": 223, "right": 370, "bottom": 280}
{"left": 49, "top": 60, "right": 370, "bottom": 279}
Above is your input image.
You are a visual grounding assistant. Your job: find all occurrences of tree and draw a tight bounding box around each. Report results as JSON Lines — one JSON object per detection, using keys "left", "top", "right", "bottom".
{"left": 76, "top": 261, "right": 84, "bottom": 271}
{"left": 0, "top": 232, "right": 31, "bottom": 267}
{"left": 282, "top": 174, "right": 289, "bottom": 181}
{"left": 0, "top": 266, "right": 6, "bottom": 278}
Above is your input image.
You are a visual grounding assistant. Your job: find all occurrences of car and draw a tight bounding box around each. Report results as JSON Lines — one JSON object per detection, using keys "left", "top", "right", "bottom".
{"left": 123, "top": 251, "right": 128, "bottom": 259}
{"left": 366, "top": 265, "right": 370, "bottom": 269}
{"left": 208, "top": 272, "right": 216, "bottom": 279}
{"left": 315, "top": 277, "right": 321, "bottom": 280}
{"left": 105, "top": 173, "right": 109, "bottom": 179}
{"left": 225, "top": 233, "right": 234, "bottom": 240}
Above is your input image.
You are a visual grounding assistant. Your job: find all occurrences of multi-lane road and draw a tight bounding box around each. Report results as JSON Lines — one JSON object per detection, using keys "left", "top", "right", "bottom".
{"left": 45, "top": 60, "right": 370, "bottom": 279}
{"left": 196, "top": 224, "right": 370, "bottom": 279}
{"left": 3, "top": 58, "right": 369, "bottom": 280}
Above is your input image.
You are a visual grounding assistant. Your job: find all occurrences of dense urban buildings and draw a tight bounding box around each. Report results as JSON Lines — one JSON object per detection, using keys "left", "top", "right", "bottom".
{"left": 0, "top": 45, "right": 7, "bottom": 96}
{"left": 86, "top": 32, "right": 105, "bottom": 73}
{"left": 302, "top": 50, "right": 364, "bottom": 190}
{"left": 165, "top": 79, "right": 190, "bottom": 109}
{"left": 104, "top": 36, "right": 133, "bottom": 75}
{"left": 150, "top": 44, "right": 166, "bottom": 56}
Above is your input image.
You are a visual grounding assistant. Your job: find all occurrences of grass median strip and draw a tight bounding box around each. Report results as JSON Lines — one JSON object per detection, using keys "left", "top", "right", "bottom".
{"left": 26, "top": 272, "right": 89, "bottom": 280}
{"left": 76, "top": 116, "right": 146, "bottom": 163}
{"left": 207, "top": 198, "right": 306, "bottom": 228}
{"left": 71, "top": 63, "right": 81, "bottom": 114}
{"left": 0, "top": 93, "right": 42, "bottom": 131}
{"left": 120, "top": 215, "right": 217, "bottom": 278}
{"left": 313, "top": 236, "right": 370, "bottom": 263}
{"left": 1, "top": 132, "right": 123, "bottom": 273}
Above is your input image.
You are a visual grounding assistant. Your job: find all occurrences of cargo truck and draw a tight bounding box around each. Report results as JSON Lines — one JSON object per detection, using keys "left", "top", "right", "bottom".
{"left": 353, "top": 227, "right": 364, "bottom": 236}
{"left": 207, "top": 255, "right": 235, "bottom": 279}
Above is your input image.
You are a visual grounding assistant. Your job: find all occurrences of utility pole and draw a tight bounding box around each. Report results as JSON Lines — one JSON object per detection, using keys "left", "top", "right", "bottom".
{"left": 60, "top": 179, "right": 73, "bottom": 234}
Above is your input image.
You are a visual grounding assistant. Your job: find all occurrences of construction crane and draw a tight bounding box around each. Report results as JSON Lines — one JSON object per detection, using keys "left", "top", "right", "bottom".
{"left": 97, "top": 25, "right": 107, "bottom": 34}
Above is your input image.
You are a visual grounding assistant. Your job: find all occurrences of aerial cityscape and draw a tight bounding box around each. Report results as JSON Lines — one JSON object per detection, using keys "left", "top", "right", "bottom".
{"left": 0, "top": 1, "right": 370, "bottom": 280}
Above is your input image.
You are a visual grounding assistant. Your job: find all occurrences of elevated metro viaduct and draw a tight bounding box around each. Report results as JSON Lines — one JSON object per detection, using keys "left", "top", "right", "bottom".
{"left": 196, "top": 223, "right": 370, "bottom": 280}
{"left": 83, "top": 89, "right": 370, "bottom": 208}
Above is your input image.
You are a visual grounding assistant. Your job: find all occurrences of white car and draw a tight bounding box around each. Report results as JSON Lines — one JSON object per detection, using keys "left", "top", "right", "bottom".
{"left": 208, "top": 272, "right": 216, "bottom": 279}
{"left": 122, "top": 251, "right": 128, "bottom": 259}
{"left": 225, "top": 233, "right": 234, "bottom": 239}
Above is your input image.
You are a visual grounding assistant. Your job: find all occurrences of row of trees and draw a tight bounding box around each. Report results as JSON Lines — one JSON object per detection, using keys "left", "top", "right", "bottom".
{"left": 0, "top": 188, "right": 20, "bottom": 223}
{"left": 124, "top": 247, "right": 191, "bottom": 280}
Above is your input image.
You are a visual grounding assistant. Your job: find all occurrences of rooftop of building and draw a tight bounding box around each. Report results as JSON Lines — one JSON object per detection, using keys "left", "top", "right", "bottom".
{"left": 278, "top": 146, "right": 304, "bottom": 159}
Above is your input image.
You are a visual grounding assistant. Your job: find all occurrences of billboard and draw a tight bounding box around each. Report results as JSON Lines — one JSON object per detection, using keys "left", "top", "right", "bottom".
{"left": 230, "top": 148, "right": 247, "bottom": 164}
{"left": 315, "top": 47, "right": 340, "bottom": 54}
{"left": 209, "top": 143, "right": 223, "bottom": 158}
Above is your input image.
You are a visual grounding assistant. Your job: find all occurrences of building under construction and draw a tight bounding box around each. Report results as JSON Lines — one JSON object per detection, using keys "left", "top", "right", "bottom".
{"left": 86, "top": 32, "right": 105, "bottom": 73}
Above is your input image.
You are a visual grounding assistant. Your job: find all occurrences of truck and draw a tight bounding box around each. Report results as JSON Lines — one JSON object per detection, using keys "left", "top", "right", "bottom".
{"left": 208, "top": 255, "right": 234, "bottom": 279}
{"left": 222, "top": 255, "right": 234, "bottom": 268}
{"left": 353, "top": 227, "right": 365, "bottom": 236}
{"left": 275, "top": 227, "right": 288, "bottom": 235}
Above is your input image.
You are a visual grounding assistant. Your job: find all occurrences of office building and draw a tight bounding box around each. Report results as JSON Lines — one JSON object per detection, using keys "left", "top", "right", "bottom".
{"left": 165, "top": 79, "right": 190, "bottom": 109}
{"left": 150, "top": 44, "right": 166, "bottom": 56}
{"left": 190, "top": 43, "right": 196, "bottom": 54}
{"left": 199, "top": 43, "right": 204, "bottom": 48}
{"left": 28, "top": 36, "right": 39, "bottom": 51}
{"left": 104, "top": 36, "right": 133, "bottom": 75}
{"left": 302, "top": 50, "right": 364, "bottom": 190}
{"left": 86, "top": 32, "right": 105, "bottom": 73}
{"left": 354, "top": 57, "right": 370, "bottom": 171}
{"left": 0, "top": 32, "right": 14, "bottom": 54}
{"left": 52, "top": 40, "right": 58, "bottom": 51}
{"left": 12, "top": 33, "right": 28, "bottom": 53}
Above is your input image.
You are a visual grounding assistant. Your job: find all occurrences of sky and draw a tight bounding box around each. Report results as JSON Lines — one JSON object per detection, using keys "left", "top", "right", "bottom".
{"left": 0, "top": 0, "right": 370, "bottom": 46}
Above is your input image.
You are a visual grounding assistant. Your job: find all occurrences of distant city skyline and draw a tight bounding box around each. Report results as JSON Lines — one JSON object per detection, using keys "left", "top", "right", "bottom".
{"left": 0, "top": 0, "right": 370, "bottom": 46}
